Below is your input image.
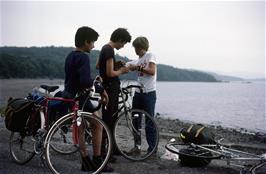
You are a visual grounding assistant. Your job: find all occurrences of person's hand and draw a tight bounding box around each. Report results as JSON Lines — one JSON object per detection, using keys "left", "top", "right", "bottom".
{"left": 100, "top": 90, "right": 109, "bottom": 107}
{"left": 114, "top": 60, "right": 126, "bottom": 70}
{"left": 128, "top": 64, "right": 137, "bottom": 71}
{"left": 120, "top": 66, "right": 130, "bottom": 74}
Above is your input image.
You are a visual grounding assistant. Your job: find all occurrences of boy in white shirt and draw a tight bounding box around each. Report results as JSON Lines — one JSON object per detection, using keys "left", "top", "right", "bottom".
{"left": 128, "top": 36, "right": 157, "bottom": 154}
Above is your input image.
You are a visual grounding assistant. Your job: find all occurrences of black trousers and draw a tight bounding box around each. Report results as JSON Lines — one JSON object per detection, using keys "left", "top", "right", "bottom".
{"left": 101, "top": 81, "right": 120, "bottom": 154}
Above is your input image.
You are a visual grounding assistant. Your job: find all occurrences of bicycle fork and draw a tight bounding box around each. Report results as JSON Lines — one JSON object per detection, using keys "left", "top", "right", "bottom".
{"left": 72, "top": 110, "right": 82, "bottom": 145}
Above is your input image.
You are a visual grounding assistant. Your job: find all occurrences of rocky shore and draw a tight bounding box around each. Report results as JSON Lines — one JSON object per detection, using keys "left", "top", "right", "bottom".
{"left": 0, "top": 115, "right": 265, "bottom": 174}
{"left": 108, "top": 116, "right": 266, "bottom": 174}
{"left": 156, "top": 116, "right": 266, "bottom": 145}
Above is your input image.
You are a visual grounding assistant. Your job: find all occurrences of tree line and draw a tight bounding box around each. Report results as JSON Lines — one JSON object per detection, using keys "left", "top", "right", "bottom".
{"left": 0, "top": 46, "right": 218, "bottom": 82}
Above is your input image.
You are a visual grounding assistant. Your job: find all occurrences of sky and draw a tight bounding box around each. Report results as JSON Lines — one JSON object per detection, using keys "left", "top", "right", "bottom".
{"left": 1, "top": 0, "right": 265, "bottom": 78}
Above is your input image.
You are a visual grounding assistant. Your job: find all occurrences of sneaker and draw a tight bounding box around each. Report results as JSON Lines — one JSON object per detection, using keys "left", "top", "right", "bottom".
{"left": 113, "top": 149, "right": 122, "bottom": 156}
{"left": 113, "top": 151, "right": 121, "bottom": 156}
{"left": 81, "top": 156, "right": 114, "bottom": 172}
{"left": 148, "top": 152, "right": 158, "bottom": 160}
{"left": 93, "top": 156, "right": 114, "bottom": 173}
{"left": 127, "top": 147, "right": 141, "bottom": 156}
{"left": 102, "top": 154, "right": 117, "bottom": 163}
{"left": 81, "top": 156, "right": 95, "bottom": 171}
{"left": 108, "top": 155, "right": 117, "bottom": 163}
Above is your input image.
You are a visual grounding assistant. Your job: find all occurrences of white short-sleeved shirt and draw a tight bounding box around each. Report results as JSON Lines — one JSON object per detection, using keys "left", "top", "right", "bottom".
{"left": 136, "top": 52, "right": 157, "bottom": 93}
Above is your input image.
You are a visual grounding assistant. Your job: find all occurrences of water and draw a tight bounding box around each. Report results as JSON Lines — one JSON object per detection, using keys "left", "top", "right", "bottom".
{"left": 156, "top": 82, "right": 266, "bottom": 131}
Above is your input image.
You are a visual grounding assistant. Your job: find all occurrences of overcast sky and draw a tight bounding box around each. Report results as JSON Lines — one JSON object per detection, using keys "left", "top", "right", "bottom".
{"left": 1, "top": 0, "right": 265, "bottom": 78}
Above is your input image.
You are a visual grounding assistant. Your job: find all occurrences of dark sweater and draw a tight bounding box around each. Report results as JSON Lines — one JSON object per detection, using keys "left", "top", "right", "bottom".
{"left": 64, "top": 50, "right": 102, "bottom": 96}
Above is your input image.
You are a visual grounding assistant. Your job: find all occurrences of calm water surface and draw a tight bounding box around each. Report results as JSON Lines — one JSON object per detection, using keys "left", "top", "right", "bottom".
{"left": 156, "top": 82, "right": 266, "bottom": 131}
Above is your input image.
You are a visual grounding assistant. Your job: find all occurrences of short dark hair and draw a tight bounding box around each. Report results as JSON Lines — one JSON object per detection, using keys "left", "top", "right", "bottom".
{"left": 110, "top": 28, "right": 131, "bottom": 43}
{"left": 75, "top": 26, "right": 99, "bottom": 47}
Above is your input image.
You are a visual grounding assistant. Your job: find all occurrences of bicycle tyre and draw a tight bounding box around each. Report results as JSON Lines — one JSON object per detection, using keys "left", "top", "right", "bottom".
{"left": 45, "top": 112, "right": 112, "bottom": 174}
{"left": 114, "top": 109, "right": 159, "bottom": 161}
{"left": 49, "top": 123, "right": 79, "bottom": 155}
{"left": 9, "top": 132, "right": 35, "bottom": 164}
{"left": 165, "top": 143, "right": 222, "bottom": 160}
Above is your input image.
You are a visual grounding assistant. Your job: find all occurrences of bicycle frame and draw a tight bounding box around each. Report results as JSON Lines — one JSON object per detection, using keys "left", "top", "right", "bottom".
{"left": 204, "top": 144, "right": 264, "bottom": 167}
{"left": 38, "top": 79, "right": 102, "bottom": 146}
{"left": 39, "top": 97, "right": 77, "bottom": 130}
{"left": 186, "top": 142, "right": 266, "bottom": 168}
{"left": 113, "top": 84, "right": 143, "bottom": 134}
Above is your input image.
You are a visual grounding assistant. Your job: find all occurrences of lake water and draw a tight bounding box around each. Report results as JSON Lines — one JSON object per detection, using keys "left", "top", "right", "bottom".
{"left": 155, "top": 82, "right": 266, "bottom": 132}
{"left": 0, "top": 79, "right": 265, "bottom": 132}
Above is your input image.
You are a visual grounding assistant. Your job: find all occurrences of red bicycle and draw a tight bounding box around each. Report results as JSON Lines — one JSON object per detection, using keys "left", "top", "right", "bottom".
{"left": 9, "top": 80, "right": 112, "bottom": 174}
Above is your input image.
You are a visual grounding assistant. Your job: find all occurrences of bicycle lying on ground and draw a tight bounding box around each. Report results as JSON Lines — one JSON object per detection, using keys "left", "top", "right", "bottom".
{"left": 113, "top": 81, "right": 159, "bottom": 161}
{"left": 165, "top": 138, "right": 266, "bottom": 173}
{"left": 9, "top": 79, "right": 112, "bottom": 174}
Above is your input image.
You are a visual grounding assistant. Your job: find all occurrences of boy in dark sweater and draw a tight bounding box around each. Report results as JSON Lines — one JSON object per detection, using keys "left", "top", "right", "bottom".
{"left": 64, "top": 26, "right": 113, "bottom": 172}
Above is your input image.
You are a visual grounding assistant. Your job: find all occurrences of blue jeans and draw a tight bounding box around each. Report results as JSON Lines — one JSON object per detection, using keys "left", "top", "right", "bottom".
{"left": 132, "top": 91, "right": 157, "bottom": 152}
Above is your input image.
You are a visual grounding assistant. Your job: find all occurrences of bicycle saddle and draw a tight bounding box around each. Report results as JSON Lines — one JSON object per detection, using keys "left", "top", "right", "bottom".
{"left": 40, "top": 85, "right": 59, "bottom": 93}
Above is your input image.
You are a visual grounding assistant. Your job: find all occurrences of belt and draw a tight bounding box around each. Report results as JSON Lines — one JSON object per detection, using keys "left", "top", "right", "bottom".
{"left": 136, "top": 90, "right": 156, "bottom": 94}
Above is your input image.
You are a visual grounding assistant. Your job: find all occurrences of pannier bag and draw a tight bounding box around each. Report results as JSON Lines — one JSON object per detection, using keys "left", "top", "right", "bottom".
{"left": 28, "top": 90, "right": 68, "bottom": 124}
{"left": 179, "top": 148, "right": 211, "bottom": 167}
{"left": 180, "top": 124, "right": 216, "bottom": 144}
{"left": 4, "top": 98, "right": 34, "bottom": 132}
{"left": 178, "top": 124, "right": 215, "bottom": 167}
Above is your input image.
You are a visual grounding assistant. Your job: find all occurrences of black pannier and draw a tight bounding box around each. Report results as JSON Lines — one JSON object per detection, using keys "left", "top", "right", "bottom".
{"left": 180, "top": 124, "right": 215, "bottom": 144}
{"left": 179, "top": 124, "right": 216, "bottom": 167}
{"left": 179, "top": 148, "right": 212, "bottom": 167}
{"left": 4, "top": 98, "right": 34, "bottom": 132}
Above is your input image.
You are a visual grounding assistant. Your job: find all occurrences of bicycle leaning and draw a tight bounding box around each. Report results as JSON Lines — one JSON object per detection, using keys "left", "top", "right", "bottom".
{"left": 112, "top": 81, "right": 159, "bottom": 161}
{"left": 7, "top": 79, "right": 112, "bottom": 174}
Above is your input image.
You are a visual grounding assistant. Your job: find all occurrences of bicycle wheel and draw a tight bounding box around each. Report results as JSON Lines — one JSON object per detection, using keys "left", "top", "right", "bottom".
{"left": 45, "top": 112, "right": 112, "bottom": 174}
{"left": 165, "top": 143, "right": 221, "bottom": 167}
{"left": 9, "top": 132, "right": 35, "bottom": 164}
{"left": 114, "top": 109, "right": 159, "bottom": 161}
{"left": 49, "top": 122, "right": 79, "bottom": 154}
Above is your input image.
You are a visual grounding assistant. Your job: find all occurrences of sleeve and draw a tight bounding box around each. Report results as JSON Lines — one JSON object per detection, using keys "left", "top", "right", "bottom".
{"left": 78, "top": 54, "right": 94, "bottom": 89}
{"left": 103, "top": 46, "right": 115, "bottom": 61}
{"left": 148, "top": 53, "right": 157, "bottom": 64}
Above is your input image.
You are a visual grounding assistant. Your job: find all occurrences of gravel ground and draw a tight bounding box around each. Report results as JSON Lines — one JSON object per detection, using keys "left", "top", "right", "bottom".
{"left": 1, "top": 116, "right": 265, "bottom": 174}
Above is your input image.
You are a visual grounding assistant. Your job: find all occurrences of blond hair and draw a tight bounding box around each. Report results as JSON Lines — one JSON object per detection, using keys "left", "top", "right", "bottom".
{"left": 132, "top": 36, "right": 149, "bottom": 51}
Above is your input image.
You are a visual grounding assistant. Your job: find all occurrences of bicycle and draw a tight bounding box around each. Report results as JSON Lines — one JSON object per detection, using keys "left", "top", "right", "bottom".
{"left": 165, "top": 138, "right": 266, "bottom": 173}
{"left": 113, "top": 81, "right": 159, "bottom": 161}
{"left": 9, "top": 79, "right": 112, "bottom": 174}
{"left": 9, "top": 84, "right": 77, "bottom": 165}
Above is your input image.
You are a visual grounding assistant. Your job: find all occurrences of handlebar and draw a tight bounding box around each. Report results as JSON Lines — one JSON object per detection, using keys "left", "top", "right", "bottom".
{"left": 122, "top": 85, "right": 143, "bottom": 94}
{"left": 118, "top": 84, "right": 143, "bottom": 104}
{"left": 76, "top": 77, "right": 104, "bottom": 112}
